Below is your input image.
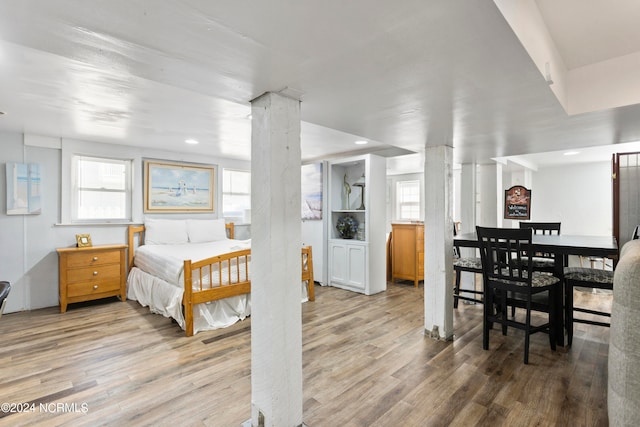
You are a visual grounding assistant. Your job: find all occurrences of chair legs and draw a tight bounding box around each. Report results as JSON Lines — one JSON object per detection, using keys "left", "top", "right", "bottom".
{"left": 454, "top": 268, "right": 461, "bottom": 309}
{"left": 524, "top": 299, "right": 532, "bottom": 365}
{"left": 483, "top": 288, "right": 557, "bottom": 365}
{"left": 565, "top": 277, "right": 613, "bottom": 347}
{"left": 453, "top": 267, "right": 483, "bottom": 308}
{"left": 566, "top": 281, "right": 574, "bottom": 347}
{"left": 482, "top": 288, "right": 492, "bottom": 351}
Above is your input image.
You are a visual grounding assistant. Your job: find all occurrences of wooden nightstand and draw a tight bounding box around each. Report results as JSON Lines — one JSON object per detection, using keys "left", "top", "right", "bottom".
{"left": 56, "top": 244, "right": 127, "bottom": 312}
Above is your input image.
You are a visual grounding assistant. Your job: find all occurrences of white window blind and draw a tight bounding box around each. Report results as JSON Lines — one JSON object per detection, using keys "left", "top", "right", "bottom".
{"left": 72, "top": 155, "right": 132, "bottom": 222}
{"left": 397, "top": 180, "right": 420, "bottom": 220}
{"left": 223, "top": 169, "right": 251, "bottom": 223}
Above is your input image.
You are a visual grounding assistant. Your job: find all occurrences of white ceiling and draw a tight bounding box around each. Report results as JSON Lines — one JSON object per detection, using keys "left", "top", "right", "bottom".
{"left": 1, "top": 0, "right": 640, "bottom": 169}
{"left": 536, "top": 0, "right": 640, "bottom": 69}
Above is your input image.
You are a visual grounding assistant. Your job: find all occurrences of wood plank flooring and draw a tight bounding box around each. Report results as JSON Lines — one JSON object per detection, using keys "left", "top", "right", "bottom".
{"left": 0, "top": 283, "right": 611, "bottom": 426}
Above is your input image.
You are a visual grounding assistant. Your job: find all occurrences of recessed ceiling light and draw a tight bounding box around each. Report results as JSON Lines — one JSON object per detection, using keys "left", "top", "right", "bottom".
{"left": 563, "top": 151, "right": 579, "bottom": 156}
{"left": 185, "top": 139, "right": 199, "bottom": 145}
{"left": 355, "top": 140, "right": 368, "bottom": 145}
{"left": 0, "top": 111, "right": 6, "bottom": 115}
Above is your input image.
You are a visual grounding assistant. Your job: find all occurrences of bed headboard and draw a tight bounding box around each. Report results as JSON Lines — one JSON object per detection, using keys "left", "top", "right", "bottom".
{"left": 127, "top": 222, "right": 235, "bottom": 272}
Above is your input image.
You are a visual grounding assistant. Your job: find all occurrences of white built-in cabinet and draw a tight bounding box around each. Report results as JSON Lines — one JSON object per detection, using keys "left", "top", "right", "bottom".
{"left": 327, "top": 154, "right": 386, "bottom": 295}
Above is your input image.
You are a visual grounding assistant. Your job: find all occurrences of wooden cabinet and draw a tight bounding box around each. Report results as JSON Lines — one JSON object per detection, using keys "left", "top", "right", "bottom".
{"left": 327, "top": 154, "right": 386, "bottom": 295}
{"left": 391, "top": 223, "right": 424, "bottom": 287}
{"left": 328, "top": 240, "right": 367, "bottom": 291}
{"left": 57, "top": 244, "right": 127, "bottom": 312}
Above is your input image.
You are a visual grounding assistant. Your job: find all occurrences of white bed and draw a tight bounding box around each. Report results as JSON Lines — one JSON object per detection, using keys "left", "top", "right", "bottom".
{"left": 127, "top": 219, "right": 314, "bottom": 336}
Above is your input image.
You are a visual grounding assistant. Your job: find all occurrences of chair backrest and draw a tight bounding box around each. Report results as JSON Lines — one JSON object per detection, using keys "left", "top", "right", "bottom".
{"left": 519, "top": 221, "right": 561, "bottom": 235}
{"left": 0, "top": 281, "right": 11, "bottom": 318}
{"left": 519, "top": 222, "right": 560, "bottom": 259}
{"left": 476, "top": 227, "right": 534, "bottom": 287}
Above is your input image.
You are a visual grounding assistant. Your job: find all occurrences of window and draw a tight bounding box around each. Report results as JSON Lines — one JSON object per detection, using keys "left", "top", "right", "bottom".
{"left": 71, "top": 155, "right": 132, "bottom": 222}
{"left": 223, "top": 169, "right": 251, "bottom": 223}
{"left": 397, "top": 180, "right": 420, "bottom": 220}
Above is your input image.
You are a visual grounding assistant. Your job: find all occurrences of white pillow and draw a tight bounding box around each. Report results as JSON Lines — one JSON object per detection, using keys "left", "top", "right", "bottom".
{"left": 187, "top": 218, "right": 228, "bottom": 243}
{"left": 144, "top": 219, "right": 189, "bottom": 245}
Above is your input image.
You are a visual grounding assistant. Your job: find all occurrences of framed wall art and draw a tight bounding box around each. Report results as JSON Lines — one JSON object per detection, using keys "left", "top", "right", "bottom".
{"left": 301, "top": 162, "right": 323, "bottom": 220}
{"left": 6, "top": 162, "right": 41, "bottom": 215}
{"left": 144, "top": 160, "right": 215, "bottom": 213}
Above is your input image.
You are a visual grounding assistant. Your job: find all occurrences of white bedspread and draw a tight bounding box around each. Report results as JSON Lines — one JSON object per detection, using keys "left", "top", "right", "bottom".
{"left": 127, "top": 267, "right": 251, "bottom": 332}
{"left": 127, "top": 239, "right": 309, "bottom": 334}
{"left": 133, "top": 239, "right": 251, "bottom": 286}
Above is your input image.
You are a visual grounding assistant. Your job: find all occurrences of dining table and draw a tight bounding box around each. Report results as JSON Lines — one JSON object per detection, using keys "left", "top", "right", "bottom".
{"left": 454, "top": 232, "right": 619, "bottom": 346}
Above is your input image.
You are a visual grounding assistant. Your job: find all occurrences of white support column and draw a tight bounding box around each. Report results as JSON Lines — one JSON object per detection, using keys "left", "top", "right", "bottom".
{"left": 478, "top": 163, "right": 502, "bottom": 227}
{"left": 248, "top": 92, "right": 303, "bottom": 427}
{"left": 459, "top": 163, "right": 477, "bottom": 296}
{"left": 424, "top": 145, "right": 454, "bottom": 340}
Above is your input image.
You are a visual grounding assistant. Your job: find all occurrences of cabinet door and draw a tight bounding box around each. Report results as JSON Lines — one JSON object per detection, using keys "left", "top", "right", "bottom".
{"left": 346, "top": 244, "right": 366, "bottom": 290}
{"left": 329, "top": 243, "right": 347, "bottom": 284}
{"left": 392, "top": 225, "right": 416, "bottom": 277}
{"left": 416, "top": 225, "right": 424, "bottom": 279}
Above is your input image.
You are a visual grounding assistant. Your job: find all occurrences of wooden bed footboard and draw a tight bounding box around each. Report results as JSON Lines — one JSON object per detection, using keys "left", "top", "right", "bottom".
{"left": 127, "top": 224, "right": 315, "bottom": 337}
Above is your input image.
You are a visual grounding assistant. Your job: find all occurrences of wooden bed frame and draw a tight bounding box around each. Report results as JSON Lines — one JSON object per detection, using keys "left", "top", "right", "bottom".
{"left": 127, "top": 223, "right": 314, "bottom": 336}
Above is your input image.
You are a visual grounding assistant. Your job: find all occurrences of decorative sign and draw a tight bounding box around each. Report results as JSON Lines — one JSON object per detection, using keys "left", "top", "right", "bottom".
{"left": 504, "top": 185, "right": 531, "bottom": 220}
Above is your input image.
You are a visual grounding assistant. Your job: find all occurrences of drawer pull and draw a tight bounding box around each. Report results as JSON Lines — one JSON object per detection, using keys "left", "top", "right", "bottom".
{"left": 93, "top": 285, "right": 99, "bottom": 290}
{"left": 93, "top": 256, "right": 98, "bottom": 261}
{"left": 93, "top": 271, "right": 98, "bottom": 276}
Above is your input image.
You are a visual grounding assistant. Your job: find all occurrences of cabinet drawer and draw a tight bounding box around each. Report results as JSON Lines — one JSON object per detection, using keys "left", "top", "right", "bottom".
{"left": 66, "top": 264, "right": 121, "bottom": 283}
{"left": 67, "top": 279, "right": 121, "bottom": 297}
{"left": 64, "top": 250, "right": 121, "bottom": 268}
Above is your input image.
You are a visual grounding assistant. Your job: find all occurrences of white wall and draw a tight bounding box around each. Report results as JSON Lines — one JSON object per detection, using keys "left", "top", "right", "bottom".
{"left": 530, "top": 161, "right": 612, "bottom": 235}
{"left": 387, "top": 160, "right": 612, "bottom": 237}
{"left": 0, "top": 132, "right": 250, "bottom": 313}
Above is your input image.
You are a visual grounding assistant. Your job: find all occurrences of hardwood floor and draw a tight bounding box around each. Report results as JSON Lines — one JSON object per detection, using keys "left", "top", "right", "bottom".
{"left": 0, "top": 283, "right": 611, "bottom": 426}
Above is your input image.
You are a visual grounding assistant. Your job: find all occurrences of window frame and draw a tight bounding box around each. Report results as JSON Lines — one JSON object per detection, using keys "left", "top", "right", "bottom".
{"left": 70, "top": 154, "right": 133, "bottom": 224}
{"left": 396, "top": 179, "right": 421, "bottom": 221}
{"left": 222, "top": 168, "right": 251, "bottom": 223}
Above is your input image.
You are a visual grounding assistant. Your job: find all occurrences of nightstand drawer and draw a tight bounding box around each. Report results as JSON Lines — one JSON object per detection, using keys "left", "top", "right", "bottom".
{"left": 64, "top": 250, "right": 121, "bottom": 268}
{"left": 66, "top": 264, "right": 121, "bottom": 283}
{"left": 67, "top": 279, "right": 121, "bottom": 298}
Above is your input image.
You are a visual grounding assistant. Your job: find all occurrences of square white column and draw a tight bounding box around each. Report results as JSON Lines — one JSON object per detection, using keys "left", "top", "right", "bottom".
{"left": 424, "top": 145, "right": 454, "bottom": 340}
{"left": 249, "top": 92, "right": 303, "bottom": 427}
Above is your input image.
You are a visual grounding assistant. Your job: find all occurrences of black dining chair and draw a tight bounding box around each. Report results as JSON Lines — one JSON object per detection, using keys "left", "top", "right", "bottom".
{"left": 518, "top": 222, "right": 561, "bottom": 274}
{"left": 564, "top": 266, "right": 614, "bottom": 346}
{"left": 564, "top": 226, "right": 639, "bottom": 344}
{"left": 453, "top": 224, "right": 483, "bottom": 307}
{"left": 476, "top": 226, "right": 561, "bottom": 364}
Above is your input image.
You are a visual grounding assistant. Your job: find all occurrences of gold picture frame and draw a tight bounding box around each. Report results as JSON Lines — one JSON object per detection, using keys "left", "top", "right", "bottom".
{"left": 144, "top": 160, "right": 215, "bottom": 213}
{"left": 76, "top": 234, "right": 92, "bottom": 248}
